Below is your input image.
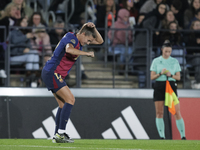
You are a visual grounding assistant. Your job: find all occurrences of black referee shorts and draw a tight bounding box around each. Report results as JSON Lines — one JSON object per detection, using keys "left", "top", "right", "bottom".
{"left": 153, "top": 81, "right": 178, "bottom": 101}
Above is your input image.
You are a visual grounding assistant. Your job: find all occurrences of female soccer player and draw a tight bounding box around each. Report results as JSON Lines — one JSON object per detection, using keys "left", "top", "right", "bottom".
{"left": 41, "top": 22, "right": 104, "bottom": 143}
{"left": 150, "top": 40, "right": 186, "bottom": 140}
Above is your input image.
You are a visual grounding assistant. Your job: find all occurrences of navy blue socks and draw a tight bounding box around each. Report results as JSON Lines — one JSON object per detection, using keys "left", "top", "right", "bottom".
{"left": 58, "top": 103, "right": 73, "bottom": 133}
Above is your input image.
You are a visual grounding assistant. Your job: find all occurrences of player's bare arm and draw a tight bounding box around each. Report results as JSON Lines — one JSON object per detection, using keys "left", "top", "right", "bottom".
{"left": 65, "top": 43, "right": 94, "bottom": 57}
{"left": 84, "top": 22, "right": 104, "bottom": 45}
{"left": 92, "top": 27, "right": 104, "bottom": 45}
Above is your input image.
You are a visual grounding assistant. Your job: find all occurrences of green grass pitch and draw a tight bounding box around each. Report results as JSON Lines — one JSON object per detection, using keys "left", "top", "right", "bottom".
{"left": 0, "top": 139, "right": 200, "bottom": 150}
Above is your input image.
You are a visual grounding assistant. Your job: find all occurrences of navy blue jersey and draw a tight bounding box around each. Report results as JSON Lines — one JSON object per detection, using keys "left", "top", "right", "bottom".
{"left": 43, "top": 32, "right": 82, "bottom": 78}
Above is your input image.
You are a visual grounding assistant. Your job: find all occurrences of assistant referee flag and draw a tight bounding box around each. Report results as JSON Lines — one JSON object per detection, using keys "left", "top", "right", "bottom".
{"left": 165, "top": 80, "right": 179, "bottom": 115}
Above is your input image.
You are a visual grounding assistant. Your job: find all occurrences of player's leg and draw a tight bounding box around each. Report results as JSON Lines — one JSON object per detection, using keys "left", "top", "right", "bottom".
{"left": 53, "top": 93, "right": 65, "bottom": 135}
{"left": 154, "top": 101, "right": 165, "bottom": 139}
{"left": 56, "top": 85, "right": 75, "bottom": 104}
{"left": 56, "top": 86, "right": 75, "bottom": 133}
{"left": 54, "top": 86, "right": 75, "bottom": 143}
{"left": 51, "top": 93, "right": 64, "bottom": 143}
{"left": 174, "top": 103, "right": 186, "bottom": 139}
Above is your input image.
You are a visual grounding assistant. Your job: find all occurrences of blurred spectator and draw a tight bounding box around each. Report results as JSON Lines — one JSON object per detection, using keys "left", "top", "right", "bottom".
{"left": 0, "top": 0, "right": 11, "bottom": 17}
{"left": 161, "top": 21, "right": 191, "bottom": 87}
{"left": 48, "top": 0, "right": 86, "bottom": 28}
{"left": 10, "top": 17, "right": 39, "bottom": 69}
{"left": 141, "top": 3, "right": 167, "bottom": 30}
{"left": 96, "top": 0, "right": 120, "bottom": 39}
{"left": 186, "top": 20, "right": 200, "bottom": 88}
{"left": 139, "top": 0, "right": 163, "bottom": 14}
{"left": 48, "top": 18, "right": 66, "bottom": 51}
{"left": 119, "top": 0, "right": 138, "bottom": 18}
{"left": 28, "top": 12, "right": 52, "bottom": 66}
{"left": 0, "top": 3, "right": 20, "bottom": 79}
{"left": 159, "top": 10, "right": 180, "bottom": 53}
{"left": 31, "top": 24, "right": 52, "bottom": 67}
{"left": 187, "top": 8, "right": 200, "bottom": 29}
{"left": 184, "top": 0, "right": 200, "bottom": 29}
{"left": 108, "top": 8, "right": 133, "bottom": 75}
{"left": 10, "top": 0, "right": 33, "bottom": 20}
{"left": 141, "top": 2, "right": 166, "bottom": 45}
{"left": 161, "top": 10, "right": 178, "bottom": 29}
{"left": 161, "top": 21, "right": 184, "bottom": 58}
{"left": 169, "top": 0, "right": 185, "bottom": 28}
{"left": 166, "top": 0, "right": 189, "bottom": 12}
{"left": 135, "top": 13, "right": 145, "bottom": 27}
{"left": 119, "top": 0, "right": 138, "bottom": 27}
{"left": 28, "top": 12, "right": 47, "bottom": 28}
{"left": 9, "top": 17, "right": 40, "bottom": 86}
{"left": 133, "top": 3, "right": 167, "bottom": 88}
{"left": 0, "top": 3, "right": 21, "bottom": 42}
{"left": 59, "top": 0, "right": 86, "bottom": 27}
{"left": 166, "top": 0, "right": 189, "bottom": 27}
{"left": 133, "top": 0, "right": 147, "bottom": 11}
{"left": 187, "top": 20, "right": 200, "bottom": 54}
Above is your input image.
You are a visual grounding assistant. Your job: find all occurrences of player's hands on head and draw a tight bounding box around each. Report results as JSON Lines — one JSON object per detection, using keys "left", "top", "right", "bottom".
{"left": 86, "top": 22, "right": 95, "bottom": 28}
{"left": 87, "top": 51, "right": 95, "bottom": 58}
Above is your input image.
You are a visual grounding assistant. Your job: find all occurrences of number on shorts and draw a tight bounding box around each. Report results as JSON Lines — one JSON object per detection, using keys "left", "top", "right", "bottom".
{"left": 54, "top": 73, "right": 62, "bottom": 80}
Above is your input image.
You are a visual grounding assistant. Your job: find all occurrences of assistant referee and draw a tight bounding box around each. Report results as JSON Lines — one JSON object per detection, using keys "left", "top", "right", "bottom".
{"left": 150, "top": 40, "right": 186, "bottom": 140}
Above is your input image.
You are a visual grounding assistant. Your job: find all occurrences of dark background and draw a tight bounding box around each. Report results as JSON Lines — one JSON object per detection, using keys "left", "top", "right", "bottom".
{"left": 0, "top": 97, "right": 171, "bottom": 139}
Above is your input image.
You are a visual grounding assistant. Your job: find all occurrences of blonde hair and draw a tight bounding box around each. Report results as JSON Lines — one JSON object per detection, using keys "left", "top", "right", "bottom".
{"left": 0, "top": 3, "right": 18, "bottom": 20}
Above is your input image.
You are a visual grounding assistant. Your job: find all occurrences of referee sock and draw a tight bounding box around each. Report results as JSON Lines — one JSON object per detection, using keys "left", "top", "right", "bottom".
{"left": 54, "top": 107, "right": 62, "bottom": 135}
{"left": 176, "top": 118, "right": 185, "bottom": 138}
{"left": 156, "top": 118, "right": 165, "bottom": 139}
{"left": 58, "top": 103, "right": 73, "bottom": 134}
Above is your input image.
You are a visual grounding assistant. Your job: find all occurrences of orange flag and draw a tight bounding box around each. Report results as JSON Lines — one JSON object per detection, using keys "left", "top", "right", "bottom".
{"left": 165, "top": 80, "right": 179, "bottom": 115}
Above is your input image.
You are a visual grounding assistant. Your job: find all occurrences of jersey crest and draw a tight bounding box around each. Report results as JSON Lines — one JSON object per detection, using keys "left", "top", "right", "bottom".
{"left": 70, "top": 39, "right": 76, "bottom": 44}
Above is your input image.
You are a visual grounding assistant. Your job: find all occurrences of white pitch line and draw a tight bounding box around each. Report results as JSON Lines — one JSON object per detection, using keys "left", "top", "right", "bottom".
{"left": 0, "top": 145, "right": 158, "bottom": 150}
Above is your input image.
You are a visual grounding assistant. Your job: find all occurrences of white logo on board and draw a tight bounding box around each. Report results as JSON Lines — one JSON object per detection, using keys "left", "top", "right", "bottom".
{"left": 102, "top": 106, "right": 149, "bottom": 139}
{"left": 32, "top": 107, "right": 81, "bottom": 139}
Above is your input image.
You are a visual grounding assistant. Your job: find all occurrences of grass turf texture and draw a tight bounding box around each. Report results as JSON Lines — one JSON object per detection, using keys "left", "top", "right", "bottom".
{"left": 0, "top": 139, "right": 200, "bottom": 150}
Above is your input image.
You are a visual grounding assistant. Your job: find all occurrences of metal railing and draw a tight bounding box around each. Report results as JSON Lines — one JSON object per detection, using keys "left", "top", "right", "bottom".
{"left": 85, "top": 0, "right": 96, "bottom": 23}
{"left": 65, "top": 0, "right": 75, "bottom": 28}
{"left": 26, "top": 0, "right": 37, "bottom": 12}
{"left": 1, "top": 25, "right": 200, "bottom": 89}
{"left": 0, "top": 26, "right": 7, "bottom": 85}
{"left": 104, "top": 12, "right": 115, "bottom": 66}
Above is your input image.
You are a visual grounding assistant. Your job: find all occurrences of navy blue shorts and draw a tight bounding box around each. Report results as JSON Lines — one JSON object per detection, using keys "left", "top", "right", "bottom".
{"left": 41, "top": 69, "right": 67, "bottom": 93}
